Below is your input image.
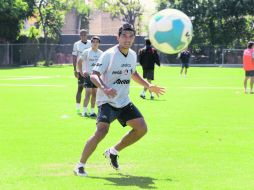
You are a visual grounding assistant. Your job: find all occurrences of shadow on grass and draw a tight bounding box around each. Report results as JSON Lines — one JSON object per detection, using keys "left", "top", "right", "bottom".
{"left": 89, "top": 173, "right": 160, "bottom": 189}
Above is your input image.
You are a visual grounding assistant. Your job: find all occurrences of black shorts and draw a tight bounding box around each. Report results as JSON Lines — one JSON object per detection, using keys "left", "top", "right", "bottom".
{"left": 84, "top": 76, "right": 97, "bottom": 88}
{"left": 245, "top": 70, "right": 254, "bottom": 77}
{"left": 182, "top": 63, "right": 189, "bottom": 68}
{"left": 78, "top": 73, "right": 85, "bottom": 85}
{"left": 143, "top": 69, "right": 154, "bottom": 80}
{"left": 97, "top": 103, "right": 143, "bottom": 127}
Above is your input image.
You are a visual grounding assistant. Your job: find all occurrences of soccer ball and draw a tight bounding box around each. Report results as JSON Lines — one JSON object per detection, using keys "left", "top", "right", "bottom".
{"left": 148, "top": 8, "right": 193, "bottom": 54}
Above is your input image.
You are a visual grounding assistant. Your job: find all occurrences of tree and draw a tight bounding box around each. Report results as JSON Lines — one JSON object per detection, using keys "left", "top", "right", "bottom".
{"left": 0, "top": 0, "right": 34, "bottom": 42}
{"left": 34, "top": 0, "right": 67, "bottom": 42}
{"left": 156, "top": 0, "right": 254, "bottom": 48}
{"left": 94, "top": 0, "right": 144, "bottom": 27}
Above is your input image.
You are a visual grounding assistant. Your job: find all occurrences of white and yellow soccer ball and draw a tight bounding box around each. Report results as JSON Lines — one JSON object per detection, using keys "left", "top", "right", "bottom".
{"left": 148, "top": 8, "right": 193, "bottom": 54}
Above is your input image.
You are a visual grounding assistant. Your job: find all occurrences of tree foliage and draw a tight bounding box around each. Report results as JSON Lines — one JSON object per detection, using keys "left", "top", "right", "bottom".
{"left": 156, "top": 0, "right": 254, "bottom": 48}
{"left": 34, "top": 0, "right": 69, "bottom": 42}
{"left": 0, "top": 0, "right": 34, "bottom": 42}
{"left": 94, "top": 0, "right": 144, "bottom": 27}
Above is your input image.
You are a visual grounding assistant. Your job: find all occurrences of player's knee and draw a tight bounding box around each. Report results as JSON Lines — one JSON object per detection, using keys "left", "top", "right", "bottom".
{"left": 95, "top": 125, "right": 109, "bottom": 139}
{"left": 137, "top": 123, "right": 148, "bottom": 136}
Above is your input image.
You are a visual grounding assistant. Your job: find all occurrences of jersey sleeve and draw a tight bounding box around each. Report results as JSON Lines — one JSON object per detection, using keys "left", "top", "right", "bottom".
{"left": 92, "top": 52, "right": 110, "bottom": 74}
{"left": 72, "top": 42, "right": 78, "bottom": 56}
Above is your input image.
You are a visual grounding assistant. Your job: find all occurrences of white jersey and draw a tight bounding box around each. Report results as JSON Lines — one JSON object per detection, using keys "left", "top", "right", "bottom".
{"left": 79, "top": 48, "right": 103, "bottom": 74}
{"left": 72, "top": 40, "right": 91, "bottom": 72}
{"left": 93, "top": 45, "right": 137, "bottom": 108}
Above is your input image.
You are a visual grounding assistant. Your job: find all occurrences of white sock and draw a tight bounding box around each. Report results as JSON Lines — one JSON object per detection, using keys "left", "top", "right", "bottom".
{"left": 150, "top": 92, "right": 153, "bottom": 97}
{"left": 141, "top": 90, "right": 145, "bottom": 96}
{"left": 76, "top": 103, "right": 80, "bottom": 110}
{"left": 90, "top": 108, "right": 95, "bottom": 114}
{"left": 109, "top": 147, "right": 118, "bottom": 155}
{"left": 83, "top": 107, "right": 87, "bottom": 114}
{"left": 77, "top": 162, "right": 85, "bottom": 168}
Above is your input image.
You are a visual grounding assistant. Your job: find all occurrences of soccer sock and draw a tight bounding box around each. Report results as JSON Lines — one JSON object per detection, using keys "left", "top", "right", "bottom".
{"left": 141, "top": 90, "right": 145, "bottom": 96}
{"left": 149, "top": 92, "right": 153, "bottom": 96}
{"left": 77, "top": 162, "right": 85, "bottom": 168}
{"left": 90, "top": 108, "right": 95, "bottom": 114}
{"left": 110, "top": 147, "right": 118, "bottom": 155}
{"left": 83, "top": 107, "right": 87, "bottom": 114}
{"left": 76, "top": 103, "right": 80, "bottom": 110}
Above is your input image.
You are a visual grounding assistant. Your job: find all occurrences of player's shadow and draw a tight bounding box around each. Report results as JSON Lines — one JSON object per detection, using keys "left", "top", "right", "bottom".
{"left": 89, "top": 173, "right": 158, "bottom": 189}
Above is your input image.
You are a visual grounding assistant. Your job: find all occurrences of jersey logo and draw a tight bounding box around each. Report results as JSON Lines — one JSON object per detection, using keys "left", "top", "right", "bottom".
{"left": 113, "top": 79, "right": 130, "bottom": 84}
{"left": 121, "top": 63, "right": 131, "bottom": 67}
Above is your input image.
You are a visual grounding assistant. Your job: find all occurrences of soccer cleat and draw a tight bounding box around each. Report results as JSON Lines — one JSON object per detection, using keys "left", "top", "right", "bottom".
{"left": 73, "top": 166, "right": 88, "bottom": 177}
{"left": 104, "top": 149, "right": 120, "bottom": 170}
{"left": 89, "top": 113, "right": 97, "bottom": 118}
{"left": 140, "top": 94, "right": 145, "bottom": 99}
{"left": 150, "top": 95, "right": 154, "bottom": 100}
{"left": 82, "top": 112, "right": 89, "bottom": 117}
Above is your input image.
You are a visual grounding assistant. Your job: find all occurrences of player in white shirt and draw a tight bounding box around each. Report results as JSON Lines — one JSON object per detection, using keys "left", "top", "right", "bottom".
{"left": 77, "top": 36, "right": 103, "bottom": 117}
{"left": 74, "top": 23, "right": 165, "bottom": 177}
{"left": 72, "top": 29, "right": 91, "bottom": 114}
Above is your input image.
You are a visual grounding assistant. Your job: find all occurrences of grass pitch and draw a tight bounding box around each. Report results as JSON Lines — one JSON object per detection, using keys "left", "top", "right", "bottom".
{"left": 0, "top": 65, "right": 254, "bottom": 190}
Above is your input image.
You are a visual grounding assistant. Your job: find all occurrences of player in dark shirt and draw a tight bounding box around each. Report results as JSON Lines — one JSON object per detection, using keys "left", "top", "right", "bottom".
{"left": 179, "top": 49, "right": 191, "bottom": 77}
{"left": 138, "top": 38, "right": 160, "bottom": 99}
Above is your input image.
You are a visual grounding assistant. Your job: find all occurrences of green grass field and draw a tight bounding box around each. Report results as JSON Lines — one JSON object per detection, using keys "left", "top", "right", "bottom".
{"left": 0, "top": 65, "right": 254, "bottom": 190}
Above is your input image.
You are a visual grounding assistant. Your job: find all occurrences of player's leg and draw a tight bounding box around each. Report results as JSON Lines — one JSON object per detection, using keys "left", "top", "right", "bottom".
{"left": 140, "top": 69, "right": 147, "bottom": 99}
{"left": 115, "top": 117, "right": 147, "bottom": 151}
{"left": 74, "top": 122, "right": 110, "bottom": 176}
{"left": 180, "top": 64, "right": 184, "bottom": 76}
{"left": 244, "top": 71, "right": 249, "bottom": 93}
{"left": 250, "top": 76, "right": 254, "bottom": 93}
{"left": 82, "top": 88, "right": 91, "bottom": 117}
{"left": 89, "top": 88, "right": 97, "bottom": 117}
{"left": 147, "top": 70, "right": 154, "bottom": 99}
{"left": 105, "top": 103, "right": 146, "bottom": 170}
{"left": 74, "top": 103, "right": 116, "bottom": 176}
{"left": 76, "top": 75, "right": 84, "bottom": 114}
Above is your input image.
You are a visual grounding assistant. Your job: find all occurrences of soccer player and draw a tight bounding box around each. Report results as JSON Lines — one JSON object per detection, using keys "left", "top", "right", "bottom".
{"left": 243, "top": 41, "right": 254, "bottom": 94}
{"left": 73, "top": 23, "right": 165, "bottom": 176}
{"left": 138, "top": 37, "right": 160, "bottom": 100}
{"left": 77, "top": 36, "right": 103, "bottom": 117}
{"left": 72, "top": 29, "right": 91, "bottom": 114}
{"left": 178, "top": 49, "right": 191, "bottom": 77}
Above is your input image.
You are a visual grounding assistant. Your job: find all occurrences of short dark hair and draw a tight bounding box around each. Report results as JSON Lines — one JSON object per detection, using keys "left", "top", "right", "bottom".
{"left": 79, "top": 29, "right": 88, "bottom": 35}
{"left": 247, "top": 41, "right": 254, "bottom": 49}
{"left": 144, "top": 37, "right": 151, "bottom": 45}
{"left": 91, "top": 35, "right": 100, "bottom": 43}
{"left": 118, "top": 23, "right": 136, "bottom": 36}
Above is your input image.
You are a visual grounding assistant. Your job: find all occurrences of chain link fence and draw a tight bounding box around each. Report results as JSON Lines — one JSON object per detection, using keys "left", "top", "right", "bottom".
{"left": 0, "top": 43, "right": 244, "bottom": 66}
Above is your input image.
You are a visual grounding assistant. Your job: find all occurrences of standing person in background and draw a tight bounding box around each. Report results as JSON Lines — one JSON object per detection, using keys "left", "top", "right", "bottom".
{"left": 179, "top": 49, "right": 191, "bottom": 77}
{"left": 73, "top": 23, "right": 165, "bottom": 177}
{"left": 72, "top": 29, "right": 91, "bottom": 114}
{"left": 243, "top": 41, "right": 254, "bottom": 94}
{"left": 77, "top": 36, "right": 103, "bottom": 117}
{"left": 138, "top": 37, "right": 160, "bottom": 100}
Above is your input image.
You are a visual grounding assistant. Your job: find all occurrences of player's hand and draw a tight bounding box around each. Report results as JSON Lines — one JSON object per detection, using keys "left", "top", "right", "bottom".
{"left": 102, "top": 87, "right": 117, "bottom": 98}
{"left": 74, "top": 71, "right": 79, "bottom": 78}
{"left": 148, "top": 85, "right": 166, "bottom": 97}
{"left": 83, "top": 72, "right": 89, "bottom": 78}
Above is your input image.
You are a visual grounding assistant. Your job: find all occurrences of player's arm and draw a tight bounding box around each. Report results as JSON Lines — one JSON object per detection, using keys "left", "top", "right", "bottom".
{"left": 72, "top": 43, "right": 78, "bottom": 78}
{"left": 77, "top": 58, "right": 83, "bottom": 77}
{"left": 131, "top": 71, "right": 165, "bottom": 97}
{"left": 90, "top": 71, "right": 117, "bottom": 98}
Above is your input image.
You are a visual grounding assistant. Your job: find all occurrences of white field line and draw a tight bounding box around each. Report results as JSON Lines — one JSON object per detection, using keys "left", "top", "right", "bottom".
{"left": 0, "top": 76, "right": 60, "bottom": 80}
{"left": 181, "top": 86, "right": 242, "bottom": 90}
{"left": 0, "top": 84, "right": 65, "bottom": 87}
